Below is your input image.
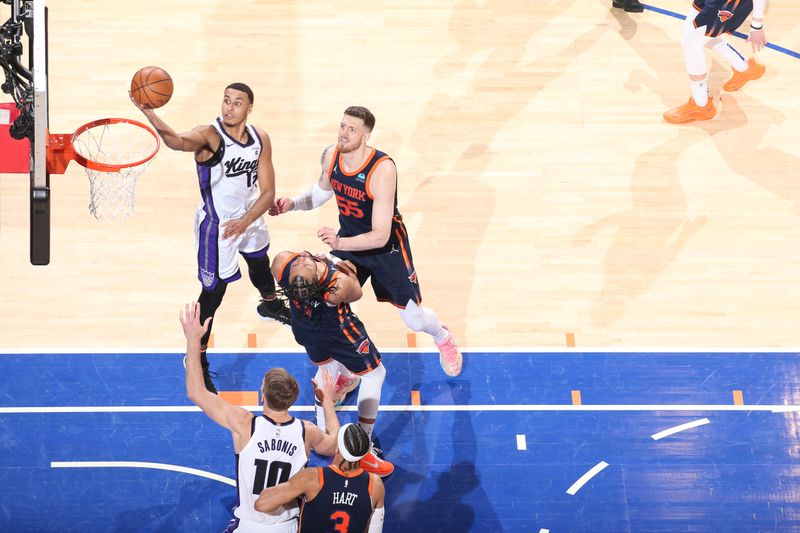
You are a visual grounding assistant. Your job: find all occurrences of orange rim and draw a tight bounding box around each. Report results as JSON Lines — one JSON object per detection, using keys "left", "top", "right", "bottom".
{"left": 69, "top": 117, "right": 160, "bottom": 172}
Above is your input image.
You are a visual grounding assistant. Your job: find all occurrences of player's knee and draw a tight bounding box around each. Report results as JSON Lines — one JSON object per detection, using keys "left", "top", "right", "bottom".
{"left": 243, "top": 253, "right": 269, "bottom": 272}
{"left": 398, "top": 301, "right": 424, "bottom": 331}
{"left": 365, "top": 362, "right": 386, "bottom": 387}
{"left": 681, "top": 28, "right": 703, "bottom": 50}
{"left": 198, "top": 281, "right": 227, "bottom": 318}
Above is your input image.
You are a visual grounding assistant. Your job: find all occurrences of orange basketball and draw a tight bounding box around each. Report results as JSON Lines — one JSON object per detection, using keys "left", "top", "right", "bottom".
{"left": 130, "top": 66, "right": 174, "bottom": 109}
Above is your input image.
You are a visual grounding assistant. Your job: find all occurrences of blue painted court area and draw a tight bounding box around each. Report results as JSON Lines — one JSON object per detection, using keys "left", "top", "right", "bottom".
{"left": 2, "top": 351, "right": 800, "bottom": 532}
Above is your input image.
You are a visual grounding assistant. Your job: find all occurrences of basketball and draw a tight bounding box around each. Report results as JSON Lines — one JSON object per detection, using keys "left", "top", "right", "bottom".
{"left": 130, "top": 66, "right": 173, "bottom": 109}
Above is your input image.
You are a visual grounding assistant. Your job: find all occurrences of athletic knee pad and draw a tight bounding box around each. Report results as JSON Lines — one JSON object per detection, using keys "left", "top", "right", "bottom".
{"left": 356, "top": 364, "right": 386, "bottom": 420}
{"left": 198, "top": 282, "right": 227, "bottom": 344}
{"left": 398, "top": 300, "right": 425, "bottom": 331}
{"left": 243, "top": 254, "right": 277, "bottom": 297}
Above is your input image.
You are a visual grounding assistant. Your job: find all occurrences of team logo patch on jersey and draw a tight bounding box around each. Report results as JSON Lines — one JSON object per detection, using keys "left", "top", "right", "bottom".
{"left": 357, "top": 339, "right": 371, "bottom": 354}
{"left": 717, "top": 9, "right": 733, "bottom": 22}
{"left": 200, "top": 268, "right": 216, "bottom": 288}
{"left": 408, "top": 270, "right": 418, "bottom": 284}
{"left": 356, "top": 172, "right": 366, "bottom": 182}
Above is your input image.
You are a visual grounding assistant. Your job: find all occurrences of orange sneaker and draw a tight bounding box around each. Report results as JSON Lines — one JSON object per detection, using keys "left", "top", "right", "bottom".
{"left": 663, "top": 96, "right": 716, "bottom": 124}
{"left": 723, "top": 58, "right": 765, "bottom": 92}
{"left": 359, "top": 447, "right": 394, "bottom": 477}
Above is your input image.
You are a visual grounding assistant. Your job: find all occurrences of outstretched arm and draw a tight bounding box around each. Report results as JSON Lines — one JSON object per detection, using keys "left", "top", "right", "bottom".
{"left": 304, "top": 370, "right": 340, "bottom": 457}
{"left": 269, "top": 145, "right": 335, "bottom": 215}
{"left": 255, "top": 467, "right": 319, "bottom": 513}
{"left": 181, "top": 303, "right": 253, "bottom": 450}
{"left": 130, "top": 93, "right": 215, "bottom": 153}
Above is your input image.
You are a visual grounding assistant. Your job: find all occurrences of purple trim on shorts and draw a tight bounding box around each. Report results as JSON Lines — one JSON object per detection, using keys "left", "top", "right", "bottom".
{"left": 240, "top": 244, "right": 270, "bottom": 259}
{"left": 221, "top": 270, "right": 242, "bottom": 284}
{"left": 197, "top": 215, "right": 221, "bottom": 291}
{"left": 196, "top": 164, "right": 219, "bottom": 223}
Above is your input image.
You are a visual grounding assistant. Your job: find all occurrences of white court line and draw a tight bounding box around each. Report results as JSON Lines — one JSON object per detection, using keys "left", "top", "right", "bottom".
{"left": 539, "top": 529, "right": 550, "bottom": 533}
{"left": 516, "top": 434, "right": 527, "bottom": 450}
{"left": 51, "top": 461, "right": 235, "bottom": 486}
{"left": 2, "top": 347, "right": 799, "bottom": 355}
{"left": 2, "top": 404, "right": 798, "bottom": 414}
{"left": 650, "top": 418, "right": 711, "bottom": 440}
{"left": 566, "top": 461, "right": 609, "bottom": 495}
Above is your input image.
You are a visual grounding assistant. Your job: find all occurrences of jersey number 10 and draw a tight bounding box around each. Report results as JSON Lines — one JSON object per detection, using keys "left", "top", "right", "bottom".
{"left": 251, "top": 459, "right": 292, "bottom": 494}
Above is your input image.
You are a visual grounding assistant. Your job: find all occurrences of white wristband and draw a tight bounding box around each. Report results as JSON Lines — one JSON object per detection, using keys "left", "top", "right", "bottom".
{"left": 367, "top": 506, "right": 385, "bottom": 533}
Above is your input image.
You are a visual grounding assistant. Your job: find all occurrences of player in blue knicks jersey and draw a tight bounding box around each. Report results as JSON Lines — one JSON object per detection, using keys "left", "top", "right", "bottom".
{"left": 271, "top": 250, "right": 394, "bottom": 478}
{"left": 132, "top": 83, "right": 290, "bottom": 393}
{"left": 256, "top": 424, "right": 386, "bottom": 533}
{"left": 663, "top": 0, "right": 768, "bottom": 124}
{"left": 270, "top": 106, "right": 462, "bottom": 377}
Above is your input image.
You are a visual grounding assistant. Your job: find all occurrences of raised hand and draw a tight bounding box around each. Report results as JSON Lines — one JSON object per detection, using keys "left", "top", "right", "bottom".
{"left": 179, "top": 302, "right": 211, "bottom": 342}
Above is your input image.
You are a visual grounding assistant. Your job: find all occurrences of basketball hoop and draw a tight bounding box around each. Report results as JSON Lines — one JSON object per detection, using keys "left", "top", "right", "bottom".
{"left": 47, "top": 118, "right": 160, "bottom": 221}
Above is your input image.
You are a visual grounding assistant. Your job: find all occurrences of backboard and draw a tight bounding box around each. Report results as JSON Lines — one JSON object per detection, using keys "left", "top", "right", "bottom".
{"left": 0, "top": 0, "right": 48, "bottom": 265}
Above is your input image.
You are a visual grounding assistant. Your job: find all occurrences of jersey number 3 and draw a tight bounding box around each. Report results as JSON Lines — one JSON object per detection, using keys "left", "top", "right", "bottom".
{"left": 251, "top": 459, "right": 292, "bottom": 494}
{"left": 329, "top": 510, "right": 351, "bottom": 533}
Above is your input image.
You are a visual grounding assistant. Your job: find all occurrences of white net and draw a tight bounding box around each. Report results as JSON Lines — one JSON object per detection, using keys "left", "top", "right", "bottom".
{"left": 71, "top": 121, "right": 158, "bottom": 221}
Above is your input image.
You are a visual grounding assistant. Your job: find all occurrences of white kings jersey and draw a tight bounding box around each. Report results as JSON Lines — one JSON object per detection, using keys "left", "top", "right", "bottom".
{"left": 232, "top": 415, "right": 308, "bottom": 530}
{"left": 197, "top": 118, "right": 262, "bottom": 222}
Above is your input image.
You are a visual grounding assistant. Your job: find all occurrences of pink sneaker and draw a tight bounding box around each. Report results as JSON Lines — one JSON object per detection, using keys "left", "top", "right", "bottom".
{"left": 333, "top": 373, "right": 360, "bottom": 405}
{"left": 436, "top": 326, "right": 462, "bottom": 377}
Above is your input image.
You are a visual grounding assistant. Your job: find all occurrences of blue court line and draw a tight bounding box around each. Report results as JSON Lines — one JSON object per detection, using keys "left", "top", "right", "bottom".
{"left": 643, "top": 3, "right": 800, "bottom": 59}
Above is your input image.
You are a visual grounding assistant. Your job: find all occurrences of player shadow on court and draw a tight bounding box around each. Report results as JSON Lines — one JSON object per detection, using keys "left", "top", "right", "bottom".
{"left": 577, "top": 11, "right": 796, "bottom": 325}
{"left": 391, "top": 381, "right": 502, "bottom": 532}
{"left": 608, "top": 2, "right": 639, "bottom": 41}
{"left": 213, "top": 352, "right": 260, "bottom": 391}
{"left": 573, "top": 133, "right": 708, "bottom": 325}
{"left": 403, "top": 0, "right": 604, "bottom": 343}
{"left": 112, "top": 476, "right": 232, "bottom": 532}
{"left": 617, "top": 11, "right": 800, "bottom": 211}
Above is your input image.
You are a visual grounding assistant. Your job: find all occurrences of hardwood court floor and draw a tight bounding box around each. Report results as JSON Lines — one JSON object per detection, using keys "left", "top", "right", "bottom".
{"left": 1, "top": 0, "right": 799, "bottom": 350}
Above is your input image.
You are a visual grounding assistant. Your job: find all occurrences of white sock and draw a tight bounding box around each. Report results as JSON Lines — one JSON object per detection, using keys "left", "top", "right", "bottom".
{"left": 712, "top": 39, "right": 748, "bottom": 72}
{"left": 690, "top": 78, "right": 709, "bottom": 106}
{"left": 358, "top": 420, "right": 374, "bottom": 440}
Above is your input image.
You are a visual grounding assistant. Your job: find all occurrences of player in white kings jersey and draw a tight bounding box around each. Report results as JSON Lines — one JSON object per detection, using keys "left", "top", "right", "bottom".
{"left": 181, "top": 302, "right": 341, "bottom": 532}
{"left": 132, "top": 83, "right": 290, "bottom": 393}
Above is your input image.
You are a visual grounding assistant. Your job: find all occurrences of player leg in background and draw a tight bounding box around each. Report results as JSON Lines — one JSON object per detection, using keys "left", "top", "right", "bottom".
{"left": 718, "top": 39, "right": 765, "bottom": 92}
{"left": 197, "top": 281, "right": 227, "bottom": 394}
{"left": 399, "top": 300, "right": 463, "bottom": 377}
{"left": 362, "top": 223, "right": 464, "bottom": 377}
{"left": 244, "top": 253, "right": 290, "bottom": 326}
{"left": 313, "top": 360, "right": 394, "bottom": 477}
{"left": 664, "top": 8, "right": 718, "bottom": 123}
{"left": 354, "top": 363, "right": 394, "bottom": 477}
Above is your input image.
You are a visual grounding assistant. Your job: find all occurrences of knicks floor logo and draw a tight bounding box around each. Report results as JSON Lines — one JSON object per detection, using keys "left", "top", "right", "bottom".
{"left": 718, "top": 9, "right": 733, "bottom": 22}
